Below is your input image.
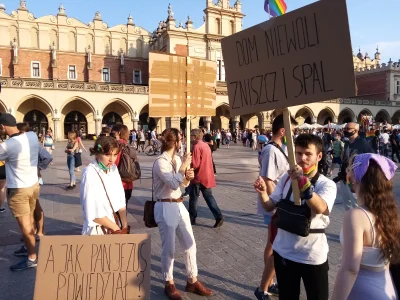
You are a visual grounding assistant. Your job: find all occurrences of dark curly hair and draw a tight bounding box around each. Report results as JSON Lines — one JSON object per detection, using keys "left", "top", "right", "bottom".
{"left": 89, "top": 136, "right": 120, "bottom": 156}
{"left": 357, "top": 159, "right": 400, "bottom": 263}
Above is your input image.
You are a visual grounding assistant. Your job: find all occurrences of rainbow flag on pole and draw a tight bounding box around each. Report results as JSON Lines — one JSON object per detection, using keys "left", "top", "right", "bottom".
{"left": 264, "top": 0, "right": 287, "bottom": 17}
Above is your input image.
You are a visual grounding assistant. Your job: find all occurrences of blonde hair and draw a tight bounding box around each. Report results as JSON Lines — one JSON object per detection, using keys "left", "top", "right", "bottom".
{"left": 68, "top": 131, "right": 77, "bottom": 142}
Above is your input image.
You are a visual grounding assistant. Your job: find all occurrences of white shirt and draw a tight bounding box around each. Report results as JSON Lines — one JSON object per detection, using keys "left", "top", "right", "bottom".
{"left": 270, "top": 174, "right": 337, "bottom": 265}
{"left": 80, "top": 161, "right": 126, "bottom": 235}
{"left": 379, "top": 133, "right": 389, "bottom": 144}
{"left": 0, "top": 131, "right": 39, "bottom": 188}
{"left": 258, "top": 144, "right": 289, "bottom": 215}
{"left": 151, "top": 130, "right": 156, "bottom": 140}
{"left": 153, "top": 152, "right": 188, "bottom": 200}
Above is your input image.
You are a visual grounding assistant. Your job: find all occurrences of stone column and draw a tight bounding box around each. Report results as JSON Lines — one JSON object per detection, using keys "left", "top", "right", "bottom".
{"left": 260, "top": 112, "right": 270, "bottom": 129}
{"left": 311, "top": 117, "right": 317, "bottom": 124}
{"left": 133, "top": 118, "right": 139, "bottom": 130}
{"left": 333, "top": 116, "right": 338, "bottom": 123}
{"left": 203, "top": 116, "right": 211, "bottom": 131}
{"left": 170, "top": 117, "right": 181, "bottom": 129}
{"left": 232, "top": 116, "right": 240, "bottom": 130}
{"left": 52, "top": 118, "right": 60, "bottom": 141}
{"left": 95, "top": 118, "right": 102, "bottom": 136}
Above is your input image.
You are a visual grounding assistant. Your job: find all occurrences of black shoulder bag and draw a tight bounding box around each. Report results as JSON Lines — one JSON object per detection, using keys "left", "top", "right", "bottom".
{"left": 267, "top": 141, "right": 288, "bottom": 162}
{"left": 275, "top": 173, "right": 325, "bottom": 237}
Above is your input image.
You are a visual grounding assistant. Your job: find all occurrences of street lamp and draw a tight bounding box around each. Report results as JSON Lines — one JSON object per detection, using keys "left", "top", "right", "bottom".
{"left": 33, "top": 111, "right": 37, "bottom": 122}
{"left": 74, "top": 113, "right": 78, "bottom": 122}
{"left": 111, "top": 114, "right": 116, "bottom": 123}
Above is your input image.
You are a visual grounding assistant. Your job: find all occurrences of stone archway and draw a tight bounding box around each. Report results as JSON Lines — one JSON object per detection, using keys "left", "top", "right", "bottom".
{"left": 0, "top": 100, "right": 7, "bottom": 114}
{"left": 24, "top": 110, "right": 49, "bottom": 137}
{"left": 212, "top": 104, "right": 231, "bottom": 130}
{"left": 392, "top": 110, "right": 400, "bottom": 125}
{"left": 102, "top": 99, "right": 133, "bottom": 127}
{"left": 16, "top": 95, "right": 53, "bottom": 138}
{"left": 102, "top": 112, "right": 123, "bottom": 126}
{"left": 338, "top": 108, "right": 356, "bottom": 124}
{"left": 61, "top": 97, "right": 95, "bottom": 139}
{"left": 295, "top": 106, "right": 315, "bottom": 124}
{"left": 317, "top": 107, "right": 335, "bottom": 125}
{"left": 375, "top": 109, "right": 391, "bottom": 123}
{"left": 139, "top": 105, "right": 157, "bottom": 132}
{"left": 357, "top": 108, "right": 373, "bottom": 123}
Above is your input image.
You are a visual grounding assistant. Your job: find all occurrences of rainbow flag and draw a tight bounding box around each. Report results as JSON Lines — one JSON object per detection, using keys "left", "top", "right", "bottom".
{"left": 264, "top": 0, "right": 287, "bottom": 17}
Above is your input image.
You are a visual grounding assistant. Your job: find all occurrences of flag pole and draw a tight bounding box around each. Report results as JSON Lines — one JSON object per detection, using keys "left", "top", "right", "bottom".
{"left": 268, "top": 3, "right": 271, "bottom": 20}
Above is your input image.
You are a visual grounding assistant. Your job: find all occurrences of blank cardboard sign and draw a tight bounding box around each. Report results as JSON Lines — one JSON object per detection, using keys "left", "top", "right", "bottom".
{"left": 34, "top": 234, "right": 151, "bottom": 300}
{"left": 221, "top": 0, "right": 356, "bottom": 116}
{"left": 149, "top": 52, "right": 217, "bottom": 118}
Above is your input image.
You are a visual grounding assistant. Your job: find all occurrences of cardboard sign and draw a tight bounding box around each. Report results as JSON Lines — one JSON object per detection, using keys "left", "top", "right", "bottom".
{"left": 34, "top": 234, "right": 151, "bottom": 300}
{"left": 221, "top": 0, "right": 356, "bottom": 116}
{"left": 149, "top": 52, "right": 217, "bottom": 117}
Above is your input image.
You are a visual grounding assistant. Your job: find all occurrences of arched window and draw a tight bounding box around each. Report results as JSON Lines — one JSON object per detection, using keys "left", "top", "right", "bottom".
{"left": 216, "top": 18, "right": 221, "bottom": 35}
{"left": 68, "top": 32, "right": 76, "bottom": 52}
{"left": 136, "top": 39, "right": 143, "bottom": 57}
{"left": 50, "top": 29, "right": 58, "bottom": 49}
{"left": 30, "top": 28, "right": 38, "bottom": 48}
{"left": 230, "top": 21, "right": 235, "bottom": 35}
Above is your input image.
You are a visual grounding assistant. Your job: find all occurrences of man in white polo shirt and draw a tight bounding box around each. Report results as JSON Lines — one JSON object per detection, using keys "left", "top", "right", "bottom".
{"left": 0, "top": 114, "right": 40, "bottom": 271}
{"left": 254, "top": 134, "right": 336, "bottom": 300}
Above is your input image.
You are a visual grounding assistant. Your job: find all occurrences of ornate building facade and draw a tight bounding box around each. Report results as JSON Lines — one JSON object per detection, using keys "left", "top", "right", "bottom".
{"left": 1, "top": 0, "right": 400, "bottom": 140}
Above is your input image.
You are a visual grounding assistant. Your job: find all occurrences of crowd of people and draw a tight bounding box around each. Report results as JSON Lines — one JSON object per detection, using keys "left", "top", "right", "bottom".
{"left": 1, "top": 111, "right": 400, "bottom": 300}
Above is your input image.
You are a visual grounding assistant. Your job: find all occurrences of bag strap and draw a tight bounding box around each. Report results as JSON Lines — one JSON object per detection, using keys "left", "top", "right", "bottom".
{"left": 267, "top": 141, "right": 289, "bottom": 162}
{"left": 91, "top": 166, "right": 121, "bottom": 225}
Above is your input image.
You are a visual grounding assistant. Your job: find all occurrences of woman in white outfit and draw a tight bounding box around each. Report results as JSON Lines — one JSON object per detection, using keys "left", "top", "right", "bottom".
{"left": 153, "top": 128, "right": 213, "bottom": 300}
{"left": 80, "top": 136, "right": 128, "bottom": 235}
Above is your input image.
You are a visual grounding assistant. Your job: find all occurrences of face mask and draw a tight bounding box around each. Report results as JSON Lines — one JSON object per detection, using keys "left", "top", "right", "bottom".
{"left": 343, "top": 130, "right": 356, "bottom": 138}
{"left": 302, "top": 164, "right": 317, "bottom": 176}
{"left": 98, "top": 161, "right": 108, "bottom": 171}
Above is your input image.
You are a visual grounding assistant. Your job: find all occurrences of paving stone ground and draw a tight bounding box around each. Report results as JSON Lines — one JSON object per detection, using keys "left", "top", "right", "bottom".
{"left": 1, "top": 141, "right": 399, "bottom": 300}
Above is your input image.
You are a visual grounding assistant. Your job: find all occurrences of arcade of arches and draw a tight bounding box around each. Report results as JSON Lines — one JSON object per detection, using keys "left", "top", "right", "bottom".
{"left": 9, "top": 96, "right": 400, "bottom": 140}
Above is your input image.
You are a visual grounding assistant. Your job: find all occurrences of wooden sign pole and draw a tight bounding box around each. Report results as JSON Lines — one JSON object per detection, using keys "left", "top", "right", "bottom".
{"left": 283, "top": 108, "right": 301, "bottom": 205}
{"left": 186, "top": 56, "right": 191, "bottom": 154}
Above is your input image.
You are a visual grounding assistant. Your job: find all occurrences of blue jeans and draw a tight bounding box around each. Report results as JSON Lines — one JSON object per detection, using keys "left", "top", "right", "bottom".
{"left": 188, "top": 183, "right": 222, "bottom": 221}
{"left": 67, "top": 154, "right": 76, "bottom": 183}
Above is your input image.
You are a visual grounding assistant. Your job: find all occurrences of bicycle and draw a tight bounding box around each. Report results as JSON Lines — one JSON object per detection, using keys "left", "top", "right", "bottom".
{"left": 145, "top": 141, "right": 161, "bottom": 156}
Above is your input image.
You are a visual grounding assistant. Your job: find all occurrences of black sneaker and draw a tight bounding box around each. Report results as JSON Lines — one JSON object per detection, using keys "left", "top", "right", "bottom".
{"left": 0, "top": 207, "right": 6, "bottom": 213}
{"left": 10, "top": 257, "right": 37, "bottom": 271}
{"left": 66, "top": 185, "right": 74, "bottom": 190}
{"left": 14, "top": 246, "right": 28, "bottom": 257}
{"left": 254, "top": 287, "right": 271, "bottom": 300}
{"left": 267, "top": 283, "right": 279, "bottom": 295}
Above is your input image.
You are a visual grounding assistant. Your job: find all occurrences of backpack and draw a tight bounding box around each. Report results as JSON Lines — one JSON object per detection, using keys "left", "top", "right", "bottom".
{"left": 118, "top": 142, "right": 141, "bottom": 182}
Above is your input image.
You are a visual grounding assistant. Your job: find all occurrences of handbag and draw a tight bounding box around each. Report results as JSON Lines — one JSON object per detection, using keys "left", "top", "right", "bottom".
{"left": 143, "top": 159, "right": 160, "bottom": 228}
{"left": 275, "top": 173, "right": 325, "bottom": 237}
{"left": 92, "top": 166, "right": 131, "bottom": 234}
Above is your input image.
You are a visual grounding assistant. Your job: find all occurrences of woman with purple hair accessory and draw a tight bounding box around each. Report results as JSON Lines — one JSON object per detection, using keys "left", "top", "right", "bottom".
{"left": 332, "top": 153, "right": 400, "bottom": 299}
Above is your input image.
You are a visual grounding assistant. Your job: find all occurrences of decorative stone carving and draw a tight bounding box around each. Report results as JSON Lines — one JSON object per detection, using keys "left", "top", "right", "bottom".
{"left": 66, "top": 18, "right": 73, "bottom": 25}
{"left": 124, "top": 86, "right": 135, "bottom": 93}
{"left": 69, "top": 83, "right": 84, "bottom": 90}
{"left": 24, "top": 81, "right": 41, "bottom": 88}
{"left": 127, "top": 14, "right": 134, "bottom": 25}
{"left": 57, "top": 82, "right": 68, "bottom": 89}
{"left": 28, "top": 13, "right": 34, "bottom": 20}
{"left": 110, "top": 85, "right": 123, "bottom": 92}
{"left": 50, "top": 16, "right": 56, "bottom": 23}
{"left": 42, "top": 82, "right": 54, "bottom": 89}
{"left": 121, "top": 26, "right": 127, "bottom": 32}
{"left": 51, "top": 41, "right": 57, "bottom": 65}
{"left": 58, "top": 3, "right": 66, "bottom": 15}
{"left": 94, "top": 11, "right": 102, "bottom": 20}
{"left": 11, "top": 80, "right": 22, "bottom": 87}
{"left": 12, "top": 38, "right": 18, "bottom": 64}
{"left": 19, "top": 0, "right": 26, "bottom": 9}
{"left": 168, "top": 3, "right": 174, "bottom": 19}
{"left": 88, "top": 22, "right": 94, "bottom": 28}
{"left": 120, "top": 50, "right": 124, "bottom": 65}
{"left": 99, "top": 85, "right": 109, "bottom": 91}
{"left": 85, "top": 84, "right": 96, "bottom": 91}
{"left": 0, "top": 80, "right": 7, "bottom": 87}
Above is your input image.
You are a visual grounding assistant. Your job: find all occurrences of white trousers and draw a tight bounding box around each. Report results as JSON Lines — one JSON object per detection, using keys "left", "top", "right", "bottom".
{"left": 154, "top": 202, "right": 198, "bottom": 281}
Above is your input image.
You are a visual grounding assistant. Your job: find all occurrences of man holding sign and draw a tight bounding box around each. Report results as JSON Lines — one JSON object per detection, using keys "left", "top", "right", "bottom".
{"left": 254, "top": 134, "right": 336, "bottom": 300}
